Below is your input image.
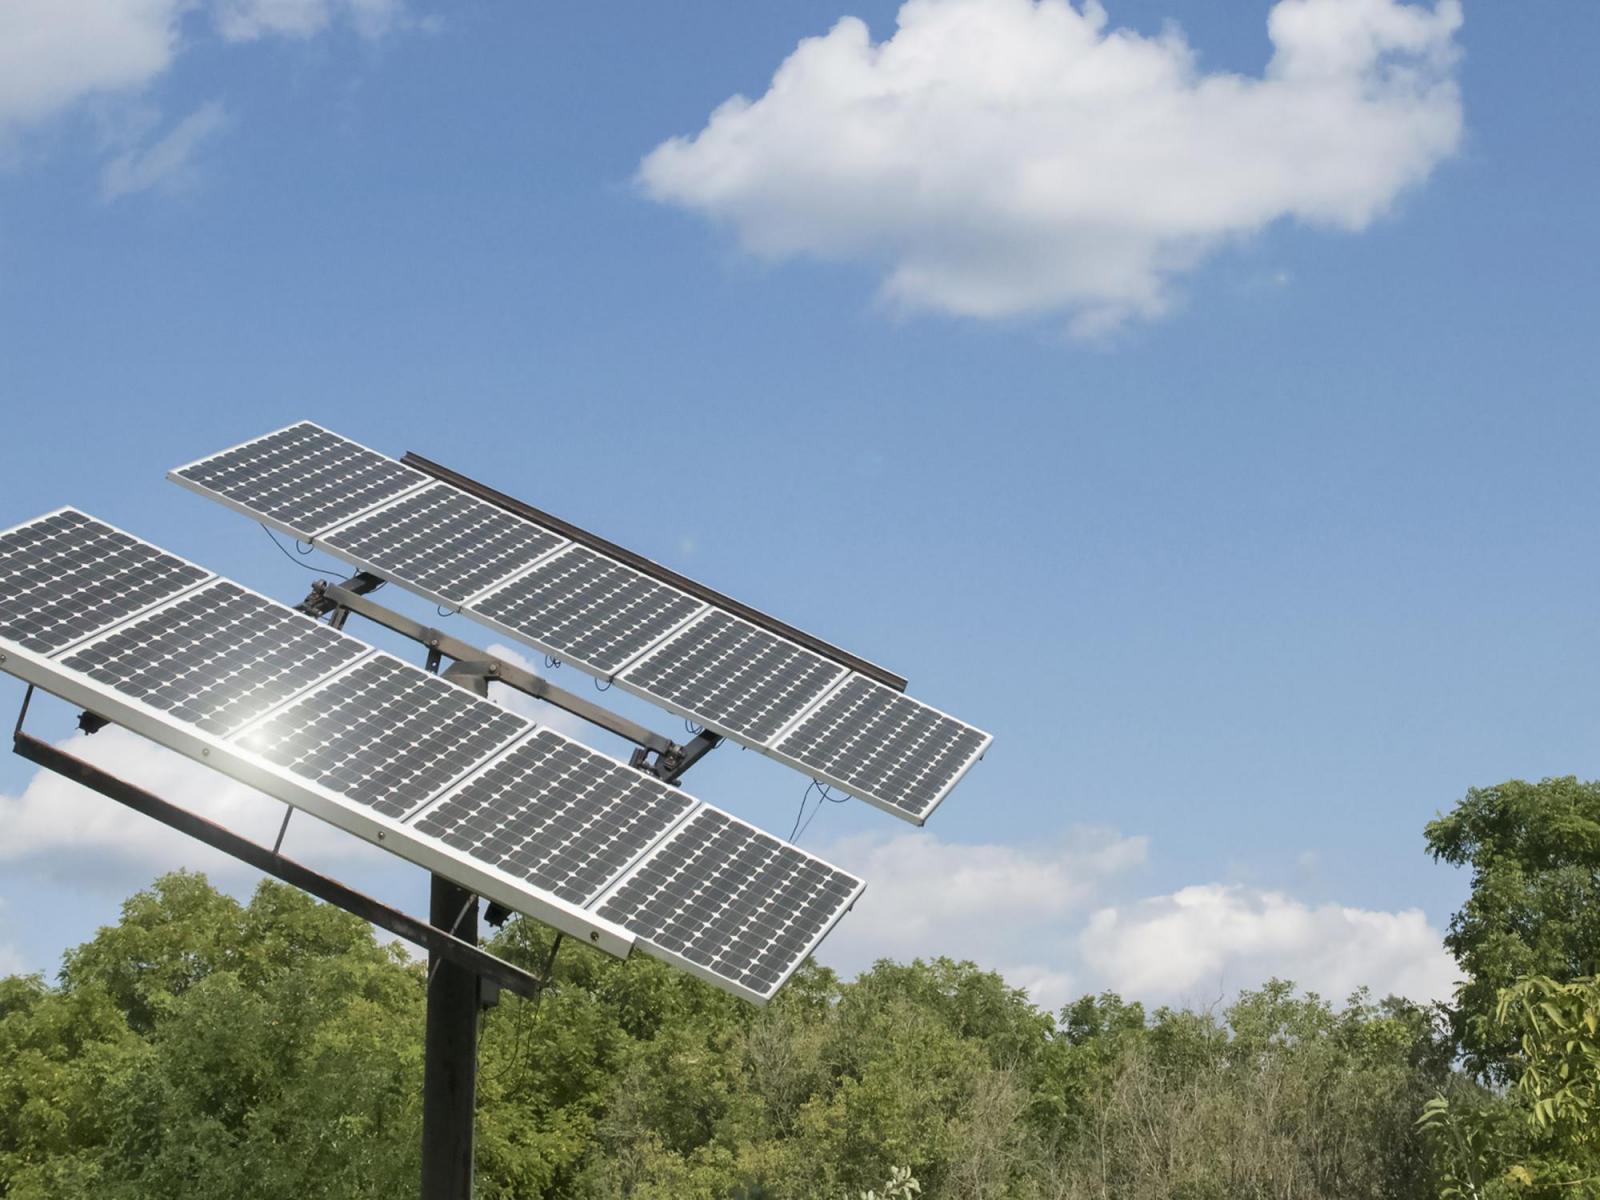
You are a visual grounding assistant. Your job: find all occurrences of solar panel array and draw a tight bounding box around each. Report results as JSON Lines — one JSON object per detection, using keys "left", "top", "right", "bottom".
{"left": 0, "top": 509, "right": 210, "bottom": 655}
{"left": 169, "top": 423, "right": 991, "bottom": 824}
{"left": 0, "top": 509, "right": 862, "bottom": 1003}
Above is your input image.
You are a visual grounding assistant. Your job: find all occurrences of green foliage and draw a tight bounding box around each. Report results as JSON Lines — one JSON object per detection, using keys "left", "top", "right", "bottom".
{"left": 0, "top": 873, "right": 1466, "bottom": 1199}
{"left": 1426, "top": 777, "right": 1600, "bottom": 1079}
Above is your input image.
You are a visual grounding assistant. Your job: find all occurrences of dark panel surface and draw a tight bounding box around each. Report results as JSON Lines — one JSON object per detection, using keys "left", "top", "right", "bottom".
{"left": 236, "top": 655, "right": 526, "bottom": 818}
{"left": 596, "top": 807, "right": 860, "bottom": 999}
{"left": 174, "top": 423, "right": 426, "bottom": 537}
{"left": 323, "top": 483, "right": 566, "bottom": 605}
{"left": 775, "top": 676, "right": 989, "bottom": 821}
{"left": 413, "top": 730, "right": 694, "bottom": 904}
{"left": 61, "top": 581, "right": 366, "bottom": 735}
{"left": 473, "top": 545, "right": 704, "bottom": 676}
{"left": 620, "top": 612, "right": 846, "bottom": 745}
{"left": 0, "top": 510, "right": 209, "bottom": 655}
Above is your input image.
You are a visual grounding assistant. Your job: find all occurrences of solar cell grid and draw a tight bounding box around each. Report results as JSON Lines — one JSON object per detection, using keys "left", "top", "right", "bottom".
{"left": 172, "top": 423, "right": 426, "bottom": 537}
{"left": 619, "top": 611, "right": 846, "bottom": 746}
{"left": 60, "top": 581, "right": 367, "bottom": 736}
{"left": 412, "top": 729, "right": 695, "bottom": 904}
{"left": 0, "top": 510, "right": 209, "bottom": 655}
{"left": 595, "top": 808, "right": 861, "bottom": 998}
{"left": 236, "top": 655, "right": 526, "bottom": 818}
{"left": 473, "top": 544, "right": 705, "bottom": 676}
{"left": 774, "top": 676, "right": 990, "bottom": 822}
{"left": 322, "top": 483, "right": 567, "bottom": 606}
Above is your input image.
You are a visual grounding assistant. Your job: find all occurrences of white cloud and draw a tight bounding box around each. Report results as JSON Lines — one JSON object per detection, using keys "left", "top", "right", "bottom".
{"left": 813, "top": 828, "right": 1456, "bottom": 1009}
{"left": 1079, "top": 883, "right": 1459, "bottom": 1005}
{"left": 0, "top": 726, "right": 391, "bottom": 891}
{"left": 640, "top": 0, "right": 1463, "bottom": 335}
{"left": 815, "top": 828, "right": 1148, "bottom": 1007}
{"left": 0, "top": 0, "right": 185, "bottom": 131}
{"left": 101, "top": 100, "right": 228, "bottom": 199}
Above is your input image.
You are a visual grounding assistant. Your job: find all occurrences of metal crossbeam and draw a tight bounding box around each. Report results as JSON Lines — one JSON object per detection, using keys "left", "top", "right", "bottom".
{"left": 400, "top": 449, "right": 909, "bottom": 693}
{"left": 298, "top": 575, "right": 716, "bottom": 780}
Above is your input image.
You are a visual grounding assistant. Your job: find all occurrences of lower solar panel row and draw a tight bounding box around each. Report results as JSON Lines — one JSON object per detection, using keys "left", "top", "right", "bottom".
{"left": 0, "top": 510, "right": 863, "bottom": 1003}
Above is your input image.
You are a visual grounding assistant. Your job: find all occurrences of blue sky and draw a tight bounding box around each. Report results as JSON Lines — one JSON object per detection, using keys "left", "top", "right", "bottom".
{"left": 1, "top": 0, "right": 1596, "bottom": 1009}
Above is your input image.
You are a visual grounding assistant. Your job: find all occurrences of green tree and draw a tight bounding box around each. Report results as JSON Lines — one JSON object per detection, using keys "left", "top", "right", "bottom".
{"left": 1425, "top": 777, "right": 1600, "bottom": 1078}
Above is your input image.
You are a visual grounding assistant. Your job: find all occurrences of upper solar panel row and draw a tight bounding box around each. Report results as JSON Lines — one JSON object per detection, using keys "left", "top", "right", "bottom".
{"left": 0, "top": 509, "right": 862, "bottom": 1004}
{"left": 169, "top": 422, "right": 991, "bottom": 824}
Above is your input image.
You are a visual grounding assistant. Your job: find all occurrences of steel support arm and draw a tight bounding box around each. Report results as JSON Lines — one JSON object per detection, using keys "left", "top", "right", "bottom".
{"left": 306, "top": 579, "right": 679, "bottom": 759}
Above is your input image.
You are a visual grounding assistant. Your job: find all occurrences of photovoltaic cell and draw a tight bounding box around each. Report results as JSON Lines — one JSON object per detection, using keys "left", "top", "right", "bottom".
{"left": 474, "top": 544, "right": 704, "bottom": 676}
{"left": 0, "top": 510, "right": 209, "bottom": 655}
{"left": 322, "top": 483, "right": 566, "bottom": 605}
{"left": 596, "top": 807, "right": 861, "bottom": 999}
{"left": 173, "top": 423, "right": 426, "bottom": 537}
{"left": 413, "top": 729, "right": 695, "bottom": 905}
{"left": 619, "top": 611, "right": 846, "bottom": 745}
{"left": 60, "top": 581, "right": 366, "bottom": 736}
{"left": 236, "top": 655, "right": 526, "bottom": 818}
{"left": 774, "top": 676, "right": 990, "bottom": 822}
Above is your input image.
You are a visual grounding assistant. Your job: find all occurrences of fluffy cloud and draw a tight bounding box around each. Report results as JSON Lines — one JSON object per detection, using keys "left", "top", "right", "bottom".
{"left": 1079, "top": 883, "right": 1459, "bottom": 1005}
{"left": 0, "top": 0, "right": 183, "bottom": 130}
{"left": 814, "top": 829, "right": 1457, "bottom": 1010}
{"left": 640, "top": 0, "right": 1463, "bottom": 334}
{"left": 0, "top": 726, "right": 391, "bottom": 891}
{"left": 816, "top": 828, "right": 1149, "bottom": 1010}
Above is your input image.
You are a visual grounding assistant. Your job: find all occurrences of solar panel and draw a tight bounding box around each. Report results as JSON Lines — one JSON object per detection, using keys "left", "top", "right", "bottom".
{"left": 0, "top": 509, "right": 863, "bottom": 1002}
{"left": 59, "top": 580, "right": 367, "bottom": 736}
{"left": 321, "top": 483, "right": 568, "bottom": 607}
{"left": 772, "top": 676, "right": 992, "bottom": 824}
{"left": 236, "top": 655, "right": 527, "bottom": 819}
{"left": 412, "top": 729, "right": 696, "bottom": 905}
{"left": 166, "top": 424, "right": 992, "bottom": 826}
{"left": 617, "top": 611, "right": 847, "bottom": 746}
{"left": 0, "top": 509, "right": 210, "bottom": 655}
{"left": 170, "top": 422, "right": 429, "bottom": 539}
{"left": 595, "top": 806, "right": 864, "bottom": 1001}
{"left": 472, "top": 544, "right": 706, "bottom": 677}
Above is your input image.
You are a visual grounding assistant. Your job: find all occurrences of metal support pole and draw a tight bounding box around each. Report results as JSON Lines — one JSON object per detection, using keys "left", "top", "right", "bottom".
{"left": 421, "top": 660, "right": 487, "bottom": 1199}
{"left": 421, "top": 875, "right": 480, "bottom": 1200}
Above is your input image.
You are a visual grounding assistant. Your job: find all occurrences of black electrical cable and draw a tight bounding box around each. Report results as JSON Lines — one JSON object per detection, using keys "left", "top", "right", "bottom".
{"left": 260, "top": 525, "right": 331, "bottom": 574}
